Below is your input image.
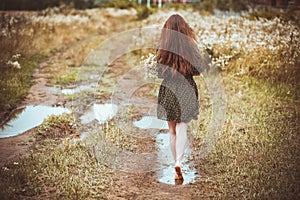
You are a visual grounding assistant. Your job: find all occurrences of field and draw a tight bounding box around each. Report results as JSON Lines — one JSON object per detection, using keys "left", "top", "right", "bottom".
{"left": 0, "top": 5, "right": 299, "bottom": 199}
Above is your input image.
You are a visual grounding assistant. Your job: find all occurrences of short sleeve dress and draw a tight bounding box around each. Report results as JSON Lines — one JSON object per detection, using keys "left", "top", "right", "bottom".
{"left": 156, "top": 64, "right": 203, "bottom": 123}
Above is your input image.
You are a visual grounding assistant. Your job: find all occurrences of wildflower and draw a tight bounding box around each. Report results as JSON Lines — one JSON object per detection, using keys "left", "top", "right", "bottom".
{"left": 2, "top": 167, "right": 9, "bottom": 171}
{"left": 7, "top": 60, "right": 21, "bottom": 69}
{"left": 143, "top": 9, "right": 299, "bottom": 72}
{"left": 12, "top": 54, "right": 21, "bottom": 59}
{"left": 238, "top": 91, "right": 243, "bottom": 97}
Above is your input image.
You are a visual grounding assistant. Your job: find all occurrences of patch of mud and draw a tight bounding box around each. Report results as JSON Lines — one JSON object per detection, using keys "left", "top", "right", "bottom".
{"left": 0, "top": 128, "right": 35, "bottom": 166}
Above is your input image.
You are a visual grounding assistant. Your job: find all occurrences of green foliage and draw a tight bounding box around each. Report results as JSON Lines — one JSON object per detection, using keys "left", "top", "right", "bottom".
{"left": 216, "top": 0, "right": 249, "bottom": 11}
{"left": 192, "top": 0, "right": 251, "bottom": 12}
{"left": 165, "top": 2, "right": 191, "bottom": 10}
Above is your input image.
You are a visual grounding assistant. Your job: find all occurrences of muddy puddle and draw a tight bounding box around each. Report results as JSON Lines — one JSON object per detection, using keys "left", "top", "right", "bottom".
{"left": 0, "top": 105, "right": 70, "bottom": 138}
{"left": 156, "top": 133, "right": 197, "bottom": 185}
{"left": 133, "top": 116, "right": 168, "bottom": 130}
{"left": 60, "top": 83, "right": 98, "bottom": 95}
{"left": 80, "top": 103, "right": 118, "bottom": 124}
{"left": 133, "top": 116, "right": 197, "bottom": 185}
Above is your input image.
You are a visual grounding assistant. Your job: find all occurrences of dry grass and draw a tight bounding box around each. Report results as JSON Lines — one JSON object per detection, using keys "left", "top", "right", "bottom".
{"left": 0, "top": 113, "right": 115, "bottom": 199}
{"left": 191, "top": 75, "right": 299, "bottom": 199}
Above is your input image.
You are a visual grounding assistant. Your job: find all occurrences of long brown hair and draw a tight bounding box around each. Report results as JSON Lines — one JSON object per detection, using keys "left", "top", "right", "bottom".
{"left": 156, "top": 14, "right": 200, "bottom": 77}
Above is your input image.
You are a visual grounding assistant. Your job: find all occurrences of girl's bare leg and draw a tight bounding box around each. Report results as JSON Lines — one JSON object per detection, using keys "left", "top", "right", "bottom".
{"left": 167, "top": 121, "right": 177, "bottom": 162}
{"left": 175, "top": 122, "right": 188, "bottom": 167}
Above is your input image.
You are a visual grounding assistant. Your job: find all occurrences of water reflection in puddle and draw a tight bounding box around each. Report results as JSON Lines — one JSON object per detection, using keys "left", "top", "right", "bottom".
{"left": 80, "top": 103, "right": 118, "bottom": 124}
{"left": 156, "top": 133, "right": 197, "bottom": 185}
{"left": 0, "top": 105, "right": 70, "bottom": 138}
{"left": 61, "top": 84, "right": 97, "bottom": 95}
{"left": 133, "top": 116, "right": 168, "bottom": 130}
{"left": 133, "top": 116, "right": 197, "bottom": 184}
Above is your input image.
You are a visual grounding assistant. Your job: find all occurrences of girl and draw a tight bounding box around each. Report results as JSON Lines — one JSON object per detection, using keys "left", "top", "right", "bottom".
{"left": 156, "top": 14, "right": 207, "bottom": 181}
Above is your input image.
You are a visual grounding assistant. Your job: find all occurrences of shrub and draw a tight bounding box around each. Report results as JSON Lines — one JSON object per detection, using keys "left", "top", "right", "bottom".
{"left": 136, "top": 6, "right": 153, "bottom": 20}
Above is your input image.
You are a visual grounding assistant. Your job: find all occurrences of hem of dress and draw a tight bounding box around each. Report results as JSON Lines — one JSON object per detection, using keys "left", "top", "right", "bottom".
{"left": 157, "top": 116, "right": 198, "bottom": 123}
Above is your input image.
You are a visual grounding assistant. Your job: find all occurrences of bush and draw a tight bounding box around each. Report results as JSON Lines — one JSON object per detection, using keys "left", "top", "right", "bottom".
{"left": 136, "top": 6, "right": 153, "bottom": 20}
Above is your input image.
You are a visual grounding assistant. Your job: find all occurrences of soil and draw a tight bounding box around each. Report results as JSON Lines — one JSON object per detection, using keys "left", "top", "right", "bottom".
{"left": 0, "top": 128, "right": 35, "bottom": 166}
{"left": 108, "top": 172, "right": 200, "bottom": 199}
{"left": 21, "top": 52, "right": 65, "bottom": 107}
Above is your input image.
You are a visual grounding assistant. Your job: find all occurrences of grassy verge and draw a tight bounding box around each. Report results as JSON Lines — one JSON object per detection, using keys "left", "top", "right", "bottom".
{"left": 0, "top": 105, "right": 155, "bottom": 199}
{"left": 0, "top": 54, "right": 46, "bottom": 111}
{"left": 191, "top": 74, "right": 299, "bottom": 199}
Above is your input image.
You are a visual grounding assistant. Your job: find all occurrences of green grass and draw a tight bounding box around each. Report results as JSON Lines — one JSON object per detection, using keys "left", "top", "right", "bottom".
{"left": 53, "top": 67, "right": 82, "bottom": 86}
{"left": 0, "top": 9, "right": 110, "bottom": 114}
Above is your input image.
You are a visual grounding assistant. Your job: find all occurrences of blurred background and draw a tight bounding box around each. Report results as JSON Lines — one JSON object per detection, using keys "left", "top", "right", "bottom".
{"left": 0, "top": 0, "right": 299, "bottom": 11}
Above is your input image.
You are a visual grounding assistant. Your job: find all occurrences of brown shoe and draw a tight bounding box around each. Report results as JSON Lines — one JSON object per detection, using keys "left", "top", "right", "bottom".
{"left": 175, "top": 178, "right": 184, "bottom": 185}
{"left": 175, "top": 166, "right": 184, "bottom": 180}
